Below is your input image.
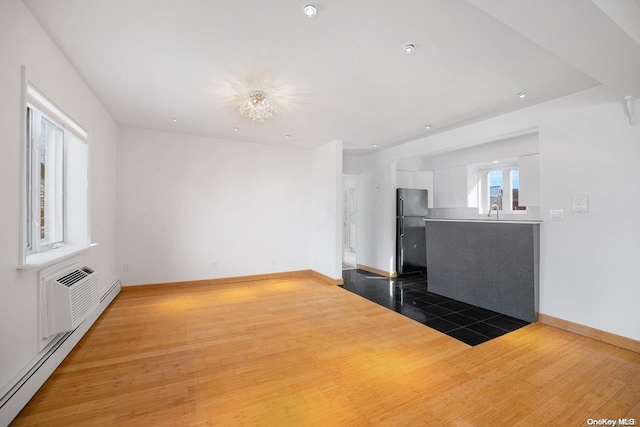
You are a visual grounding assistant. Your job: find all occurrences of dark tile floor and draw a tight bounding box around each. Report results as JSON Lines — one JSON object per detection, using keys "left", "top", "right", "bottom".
{"left": 340, "top": 269, "right": 529, "bottom": 346}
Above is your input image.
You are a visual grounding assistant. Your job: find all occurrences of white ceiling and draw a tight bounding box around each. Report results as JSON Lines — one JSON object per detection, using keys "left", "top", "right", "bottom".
{"left": 24, "top": 0, "right": 627, "bottom": 153}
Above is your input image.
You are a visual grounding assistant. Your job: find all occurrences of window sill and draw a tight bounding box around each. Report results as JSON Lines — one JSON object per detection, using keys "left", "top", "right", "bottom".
{"left": 18, "top": 243, "right": 98, "bottom": 272}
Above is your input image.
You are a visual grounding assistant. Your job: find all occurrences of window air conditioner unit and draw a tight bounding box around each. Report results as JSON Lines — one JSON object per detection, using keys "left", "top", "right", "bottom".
{"left": 47, "top": 266, "right": 99, "bottom": 336}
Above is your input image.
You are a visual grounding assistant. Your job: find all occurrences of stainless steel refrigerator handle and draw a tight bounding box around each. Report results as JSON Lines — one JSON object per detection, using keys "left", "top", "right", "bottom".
{"left": 400, "top": 219, "right": 404, "bottom": 236}
{"left": 399, "top": 197, "right": 403, "bottom": 217}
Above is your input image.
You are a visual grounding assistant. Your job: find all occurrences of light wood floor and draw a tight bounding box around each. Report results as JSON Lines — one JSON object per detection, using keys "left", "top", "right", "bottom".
{"left": 12, "top": 276, "right": 640, "bottom": 426}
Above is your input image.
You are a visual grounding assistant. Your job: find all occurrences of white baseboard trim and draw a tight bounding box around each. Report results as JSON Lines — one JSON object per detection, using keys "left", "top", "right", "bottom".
{"left": 0, "top": 280, "right": 121, "bottom": 426}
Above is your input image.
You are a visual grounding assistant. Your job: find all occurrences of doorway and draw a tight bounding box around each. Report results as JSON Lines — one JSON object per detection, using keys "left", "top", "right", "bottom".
{"left": 342, "top": 175, "right": 357, "bottom": 270}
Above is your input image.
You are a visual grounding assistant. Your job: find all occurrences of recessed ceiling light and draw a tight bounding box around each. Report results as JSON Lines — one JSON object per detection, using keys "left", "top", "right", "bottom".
{"left": 285, "top": 134, "right": 291, "bottom": 139}
{"left": 171, "top": 118, "right": 178, "bottom": 122}
{"left": 492, "top": 160, "right": 499, "bottom": 164}
{"left": 234, "top": 127, "right": 239, "bottom": 131}
{"left": 518, "top": 91, "right": 528, "bottom": 98}
{"left": 425, "top": 124, "right": 431, "bottom": 129}
{"left": 372, "top": 144, "right": 378, "bottom": 147}
{"left": 403, "top": 44, "right": 415, "bottom": 54}
{"left": 303, "top": 4, "right": 317, "bottom": 17}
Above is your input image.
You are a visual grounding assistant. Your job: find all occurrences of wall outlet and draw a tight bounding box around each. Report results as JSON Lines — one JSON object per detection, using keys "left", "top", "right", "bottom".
{"left": 550, "top": 209, "right": 563, "bottom": 221}
{"left": 212, "top": 261, "right": 218, "bottom": 269}
{"left": 571, "top": 193, "right": 589, "bottom": 213}
{"left": 122, "top": 263, "right": 130, "bottom": 272}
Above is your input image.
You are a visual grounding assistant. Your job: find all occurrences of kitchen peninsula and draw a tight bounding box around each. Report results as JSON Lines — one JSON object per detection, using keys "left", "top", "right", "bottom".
{"left": 424, "top": 219, "right": 541, "bottom": 323}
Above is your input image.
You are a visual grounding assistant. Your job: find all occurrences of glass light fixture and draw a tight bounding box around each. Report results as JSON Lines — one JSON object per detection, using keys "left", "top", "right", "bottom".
{"left": 238, "top": 91, "right": 278, "bottom": 122}
{"left": 403, "top": 44, "right": 415, "bottom": 53}
{"left": 518, "top": 91, "right": 528, "bottom": 98}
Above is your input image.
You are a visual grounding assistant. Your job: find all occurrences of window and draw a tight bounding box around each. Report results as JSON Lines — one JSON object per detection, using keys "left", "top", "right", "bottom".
{"left": 480, "top": 165, "right": 526, "bottom": 214}
{"left": 510, "top": 168, "right": 525, "bottom": 211}
{"left": 488, "top": 169, "right": 503, "bottom": 210}
{"left": 26, "top": 106, "right": 66, "bottom": 252}
{"left": 23, "top": 85, "right": 89, "bottom": 263}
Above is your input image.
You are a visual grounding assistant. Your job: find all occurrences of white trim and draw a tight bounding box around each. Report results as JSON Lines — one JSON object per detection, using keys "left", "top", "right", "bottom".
{"left": 19, "top": 66, "right": 29, "bottom": 268}
{"left": 0, "top": 281, "right": 121, "bottom": 426}
{"left": 477, "top": 161, "right": 525, "bottom": 215}
{"left": 20, "top": 66, "right": 93, "bottom": 268}
{"left": 26, "top": 85, "right": 88, "bottom": 141}
{"left": 28, "top": 106, "right": 67, "bottom": 252}
{"left": 19, "top": 243, "right": 98, "bottom": 273}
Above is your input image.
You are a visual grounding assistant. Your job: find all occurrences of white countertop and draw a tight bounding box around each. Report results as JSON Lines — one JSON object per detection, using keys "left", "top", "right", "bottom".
{"left": 424, "top": 218, "right": 543, "bottom": 224}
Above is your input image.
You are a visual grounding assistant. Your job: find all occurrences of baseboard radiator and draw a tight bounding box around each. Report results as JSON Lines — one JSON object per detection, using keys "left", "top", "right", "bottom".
{"left": 0, "top": 279, "right": 120, "bottom": 425}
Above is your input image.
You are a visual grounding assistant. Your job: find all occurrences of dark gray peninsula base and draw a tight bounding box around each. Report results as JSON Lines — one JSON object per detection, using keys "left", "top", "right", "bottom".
{"left": 424, "top": 219, "right": 540, "bottom": 323}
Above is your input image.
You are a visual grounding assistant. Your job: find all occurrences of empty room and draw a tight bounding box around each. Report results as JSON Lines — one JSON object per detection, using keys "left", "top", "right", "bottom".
{"left": 1, "top": 0, "right": 639, "bottom": 425}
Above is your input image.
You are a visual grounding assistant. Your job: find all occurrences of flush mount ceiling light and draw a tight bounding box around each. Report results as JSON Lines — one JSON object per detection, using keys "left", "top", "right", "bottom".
{"left": 424, "top": 124, "right": 431, "bottom": 129}
{"left": 403, "top": 44, "right": 415, "bottom": 53}
{"left": 234, "top": 127, "right": 239, "bottom": 131}
{"left": 372, "top": 144, "right": 378, "bottom": 147}
{"left": 171, "top": 118, "right": 178, "bottom": 122}
{"left": 518, "top": 91, "right": 528, "bottom": 98}
{"left": 238, "top": 91, "right": 277, "bottom": 122}
{"left": 221, "top": 71, "right": 296, "bottom": 123}
{"left": 285, "top": 134, "right": 291, "bottom": 139}
{"left": 303, "top": 4, "right": 317, "bottom": 17}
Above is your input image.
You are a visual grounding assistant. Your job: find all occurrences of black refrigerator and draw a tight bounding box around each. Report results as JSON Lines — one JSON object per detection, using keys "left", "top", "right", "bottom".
{"left": 396, "top": 188, "right": 428, "bottom": 275}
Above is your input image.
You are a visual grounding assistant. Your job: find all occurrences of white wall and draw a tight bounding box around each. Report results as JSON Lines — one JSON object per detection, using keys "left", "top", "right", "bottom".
{"left": 342, "top": 175, "right": 357, "bottom": 253}
{"left": 310, "top": 140, "right": 343, "bottom": 279}
{"left": 354, "top": 162, "right": 398, "bottom": 275}
{"left": 397, "top": 133, "right": 540, "bottom": 215}
{"left": 0, "top": 0, "right": 118, "bottom": 393}
{"left": 396, "top": 170, "right": 414, "bottom": 189}
{"left": 397, "top": 132, "right": 539, "bottom": 172}
{"left": 343, "top": 154, "right": 367, "bottom": 176}
{"left": 354, "top": 85, "right": 640, "bottom": 340}
{"left": 117, "top": 127, "right": 317, "bottom": 284}
{"left": 433, "top": 167, "right": 468, "bottom": 208}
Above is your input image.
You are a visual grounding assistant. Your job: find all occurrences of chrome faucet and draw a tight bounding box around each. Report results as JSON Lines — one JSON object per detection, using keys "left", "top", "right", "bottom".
{"left": 487, "top": 188, "right": 503, "bottom": 220}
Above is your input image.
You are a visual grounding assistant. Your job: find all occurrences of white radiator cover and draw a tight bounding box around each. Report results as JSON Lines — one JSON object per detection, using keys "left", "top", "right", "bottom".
{"left": 46, "top": 266, "right": 99, "bottom": 336}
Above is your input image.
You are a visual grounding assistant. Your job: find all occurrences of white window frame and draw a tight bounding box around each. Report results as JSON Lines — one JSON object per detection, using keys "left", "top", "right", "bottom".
{"left": 478, "top": 163, "right": 526, "bottom": 215}
{"left": 19, "top": 68, "right": 93, "bottom": 271}
{"left": 26, "top": 104, "right": 67, "bottom": 254}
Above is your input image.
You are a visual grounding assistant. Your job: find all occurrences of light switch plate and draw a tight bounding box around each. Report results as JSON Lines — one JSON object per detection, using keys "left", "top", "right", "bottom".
{"left": 550, "top": 209, "right": 563, "bottom": 221}
{"left": 572, "top": 193, "right": 589, "bottom": 213}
